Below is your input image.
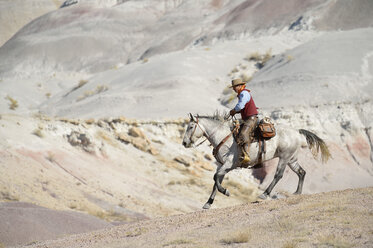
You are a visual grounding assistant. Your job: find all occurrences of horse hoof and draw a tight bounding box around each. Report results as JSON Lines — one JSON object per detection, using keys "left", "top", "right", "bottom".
{"left": 225, "top": 189, "right": 230, "bottom": 197}
{"left": 203, "top": 203, "right": 211, "bottom": 209}
{"left": 258, "top": 193, "right": 268, "bottom": 200}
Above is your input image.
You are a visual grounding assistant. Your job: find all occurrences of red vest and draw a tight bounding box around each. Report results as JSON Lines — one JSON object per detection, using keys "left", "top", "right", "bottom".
{"left": 239, "top": 89, "right": 258, "bottom": 120}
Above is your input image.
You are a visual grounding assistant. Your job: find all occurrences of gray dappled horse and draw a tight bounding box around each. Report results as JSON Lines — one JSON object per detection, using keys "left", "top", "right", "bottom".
{"left": 182, "top": 113, "right": 331, "bottom": 209}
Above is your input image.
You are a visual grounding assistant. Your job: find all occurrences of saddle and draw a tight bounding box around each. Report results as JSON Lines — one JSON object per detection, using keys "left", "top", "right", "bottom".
{"left": 234, "top": 117, "right": 276, "bottom": 168}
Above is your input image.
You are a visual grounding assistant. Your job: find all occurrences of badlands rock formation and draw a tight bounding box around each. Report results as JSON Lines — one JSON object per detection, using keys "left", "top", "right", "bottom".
{"left": 0, "top": 0, "right": 373, "bottom": 246}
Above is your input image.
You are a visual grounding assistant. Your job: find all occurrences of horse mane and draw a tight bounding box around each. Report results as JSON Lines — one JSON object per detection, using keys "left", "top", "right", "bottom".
{"left": 197, "top": 111, "right": 229, "bottom": 123}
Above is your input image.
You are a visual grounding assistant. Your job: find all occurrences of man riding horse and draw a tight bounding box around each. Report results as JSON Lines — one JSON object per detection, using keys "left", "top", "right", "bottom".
{"left": 229, "top": 78, "right": 258, "bottom": 164}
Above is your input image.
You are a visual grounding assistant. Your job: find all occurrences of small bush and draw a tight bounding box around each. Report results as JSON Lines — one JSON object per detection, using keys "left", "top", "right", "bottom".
{"left": 317, "top": 234, "right": 353, "bottom": 248}
{"left": 32, "top": 128, "right": 44, "bottom": 138}
{"left": 77, "top": 84, "right": 108, "bottom": 101}
{"left": 221, "top": 230, "right": 250, "bottom": 244}
{"left": 78, "top": 79, "right": 88, "bottom": 88}
{"left": 240, "top": 73, "right": 252, "bottom": 82}
{"left": 163, "top": 239, "right": 193, "bottom": 247}
{"left": 247, "top": 52, "right": 261, "bottom": 61}
{"left": 282, "top": 241, "right": 298, "bottom": 248}
{"left": 262, "top": 48, "right": 272, "bottom": 64}
{"left": 46, "top": 152, "right": 56, "bottom": 163}
{"left": 5, "top": 95, "right": 18, "bottom": 110}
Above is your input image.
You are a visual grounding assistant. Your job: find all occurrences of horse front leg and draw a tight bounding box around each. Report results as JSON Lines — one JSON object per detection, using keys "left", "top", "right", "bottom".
{"left": 203, "top": 175, "right": 224, "bottom": 209}
{"left": 214, "top": 165, "right": 231, "bottom": 197}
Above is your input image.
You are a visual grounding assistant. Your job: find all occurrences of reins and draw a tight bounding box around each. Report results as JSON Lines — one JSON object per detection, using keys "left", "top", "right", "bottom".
{"left": 191, "top": 116, "right": 240, "bottom": 164}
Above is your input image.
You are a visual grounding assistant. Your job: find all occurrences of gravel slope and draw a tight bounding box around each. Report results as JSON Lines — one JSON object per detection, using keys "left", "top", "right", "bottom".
{"left": 19, "top": 187, "right": 373, "bottom": 248}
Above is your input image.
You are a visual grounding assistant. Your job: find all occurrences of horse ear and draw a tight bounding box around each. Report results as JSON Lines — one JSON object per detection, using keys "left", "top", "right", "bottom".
{"left": 189, "top": 113, "right": 195, "bottom": 122}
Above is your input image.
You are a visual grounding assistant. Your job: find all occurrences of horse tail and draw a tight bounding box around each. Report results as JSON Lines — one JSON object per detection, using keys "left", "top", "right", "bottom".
{"left": 299, "top": 129, "right": 331, "bottom": 163}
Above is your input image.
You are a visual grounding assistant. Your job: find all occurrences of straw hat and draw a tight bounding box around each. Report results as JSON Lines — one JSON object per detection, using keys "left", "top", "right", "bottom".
{"left": 229, "top": 78, "right": 246, "bottom": 88}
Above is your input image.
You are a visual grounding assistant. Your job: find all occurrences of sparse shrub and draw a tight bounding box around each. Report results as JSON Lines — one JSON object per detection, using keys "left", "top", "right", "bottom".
{"left": 231, "top": 67, "right": 239, "bottom": 73}
{"left": 317, "top": 234, "right": 353, "bottom": 248}
{"left": 32, "top": 128, "right": 44, "bottom": 138}
{"left": 46, "top": 152, "right": 56, "bottom": 163}
{"left": 221, "top": 230, "right": 250, "bottom": 244}
{"left": 247, "top": 52, "right": 261, "bottom": 61}
{"left": 287, "top": 55, "right": 294, "bottom": 61}
{"left": 282, "top": 240, "right": 298, "bottom": 248}
{"left": 240, "top": 73, "right": 252, "bottom": 82}
{"left": 77, "top": 84, "right": 108, "bottom": 101}
{"left": 246, "top": 49, "right": 273, "bottom": 68}
{"left": 143, "top": 58, "right": 149, "bottom": 63}
{"left": 5, "top": 95, "right": 18, "bottom": 110}
{"left": 125, "top": 227, "right": 147, "bottom": 237}
{"left": 45, "top": 92, "right": 51, "bottom": 98}
{"left": 78, "top": 79, "right": 88, "bottom": 87}
{"left": 262, "top": 48, "right": 272, "bottom": 64}
{"left": 163, "top": 239, "right": 193, "bottom": 247}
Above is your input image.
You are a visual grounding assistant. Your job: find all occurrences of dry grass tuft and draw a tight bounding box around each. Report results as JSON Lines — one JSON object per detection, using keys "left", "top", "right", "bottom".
{"left": 163, "top": 239, "right": 193, "bottom": 247}
{"left": 246, "top": 52, "right": 261, "bottom": 61}
{"left": 32, "top": 128, "right": 44, "bottom": 138}
{"left": 77, "top": 84, "right": 108, "bottom": 101}
{"left": 5, "top": 95, "right": 18, "bottom": 110}
{"left": 221, "top": 230, "right": 251, "bottom": 244}
{"left": 246, "top": 49, "right": 273, "bottom": 68}
{"left": 78, "top": 79, "right": 88, "bottom": 88}
{"left": 46, "top": 152, "right": 56, "bottom": 163}
{"left": 317, "top": 234, "right": 353, "bottom": 248}
{"left": 240, "top": 73, "right": 252, "bottom": 82}
{"left": 282, "top": 240, "right": 298, "bottom": 248}
{"left": 125, "top": 227, "right": 147, "bottom": 237}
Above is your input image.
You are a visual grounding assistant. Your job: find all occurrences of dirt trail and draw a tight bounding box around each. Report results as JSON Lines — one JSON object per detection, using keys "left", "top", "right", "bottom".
{"left": 20, "top": 187, "right": 373, "bottom": 248}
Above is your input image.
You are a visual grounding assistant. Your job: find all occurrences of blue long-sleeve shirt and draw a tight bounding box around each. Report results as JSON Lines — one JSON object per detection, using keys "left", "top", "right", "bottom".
{"left": 234, "top": 90, "right": 251, "bottom": 112}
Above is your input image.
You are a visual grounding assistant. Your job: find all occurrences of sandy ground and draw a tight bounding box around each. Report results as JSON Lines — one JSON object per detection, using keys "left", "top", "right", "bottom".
{"left": 16, "top": 187, "right": 373, "bottom": 248}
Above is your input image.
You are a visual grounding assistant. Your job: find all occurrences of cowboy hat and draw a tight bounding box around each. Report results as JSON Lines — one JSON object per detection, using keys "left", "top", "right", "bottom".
{"left": 229, "top": 78, "right": 246, "bottom": 88}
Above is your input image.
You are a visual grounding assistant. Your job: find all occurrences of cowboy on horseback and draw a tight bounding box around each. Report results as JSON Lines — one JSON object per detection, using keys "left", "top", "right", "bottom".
{"left": 229, "top": 78, "right": 258, "bottom": 163}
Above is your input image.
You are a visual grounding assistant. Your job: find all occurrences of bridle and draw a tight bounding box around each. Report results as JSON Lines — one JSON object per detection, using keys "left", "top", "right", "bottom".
{"left": 189, "top": 116, "right": 210, "bottom": 147}
{"left": 188, "top": 115, "right": 240, "bottom": 164}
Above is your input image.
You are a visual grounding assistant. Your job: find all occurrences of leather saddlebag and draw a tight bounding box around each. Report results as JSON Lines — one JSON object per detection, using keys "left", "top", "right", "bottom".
{"left": 258, "top": 122, "right": 276, "bottom": 139}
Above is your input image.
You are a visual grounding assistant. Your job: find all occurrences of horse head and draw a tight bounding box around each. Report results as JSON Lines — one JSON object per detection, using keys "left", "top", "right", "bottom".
{"left": 182, "top": 113, "right": 205, "bottom": 148}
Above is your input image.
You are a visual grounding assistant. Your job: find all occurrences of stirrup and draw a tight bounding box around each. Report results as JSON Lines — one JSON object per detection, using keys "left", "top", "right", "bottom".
{"left": 240, "top": 154, "right": 251, "bottom": 164}
{"left": 240, "top": 148, "right": 251, "bottom": 164}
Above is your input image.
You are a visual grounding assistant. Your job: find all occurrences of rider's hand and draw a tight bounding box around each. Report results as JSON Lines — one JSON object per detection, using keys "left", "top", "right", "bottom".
{"left": 230, "top": 109, "right": 236, "bottom": 116}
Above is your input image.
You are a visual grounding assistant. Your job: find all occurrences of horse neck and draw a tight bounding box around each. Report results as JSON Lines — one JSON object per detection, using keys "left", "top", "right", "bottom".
{"left": 199, "top": 118, "right": 231, "bottom": 147}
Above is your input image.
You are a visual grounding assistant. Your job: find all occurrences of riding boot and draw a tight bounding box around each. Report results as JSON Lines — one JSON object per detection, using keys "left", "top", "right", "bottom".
{"left": 240, "top": 143, "right": 251, "bottom": 164}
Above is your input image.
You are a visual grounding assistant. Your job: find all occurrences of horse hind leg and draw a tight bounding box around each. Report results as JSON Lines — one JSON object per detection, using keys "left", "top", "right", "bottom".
{"left": 259, "top": 159, "right": 287, "bottom": 199}
{"left": 288, "top": 161, "right": 306, "bottom": 195}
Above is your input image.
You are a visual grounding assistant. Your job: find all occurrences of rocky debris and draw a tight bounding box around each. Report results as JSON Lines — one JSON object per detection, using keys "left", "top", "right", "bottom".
{"left": 128, "top": 127, "right": 146, "bottom": 139}
{"left": 196, "top": 161, "right": 214, "bottom": 171}
{"left": 116, "top": 127, "right": 159, "bottom": 155}
{"left": 174, "top": 155, "right": 192, "bottom": 167}
{"left": 173, "top": 155, "right": 215, "bottom": 171}
{"left": 66, "top": 131, "right": 95, "bottom": 153}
